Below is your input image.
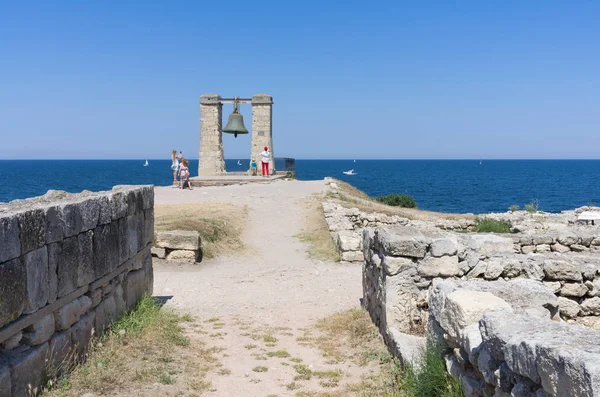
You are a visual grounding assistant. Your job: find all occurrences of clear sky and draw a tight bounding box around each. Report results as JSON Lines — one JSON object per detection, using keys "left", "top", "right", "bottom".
{"left": 0, "top": 1, "right": 598, "bottom": 160}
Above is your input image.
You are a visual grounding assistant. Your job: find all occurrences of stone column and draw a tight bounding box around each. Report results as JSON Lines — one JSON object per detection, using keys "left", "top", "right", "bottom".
{"left": 250, "top": 94, "right": 275, "bottom": 174}
{"left": 198, "top": 94, "right": 225, "bottom": 176}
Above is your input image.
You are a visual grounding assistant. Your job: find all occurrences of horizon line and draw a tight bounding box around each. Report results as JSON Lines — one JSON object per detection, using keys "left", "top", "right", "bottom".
{"left": 2, "top": 158, "right": 600, "bottom": 161}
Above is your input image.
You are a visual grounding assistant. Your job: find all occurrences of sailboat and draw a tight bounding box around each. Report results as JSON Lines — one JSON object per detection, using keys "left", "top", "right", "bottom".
{"left": 343, "top": 169, "right": 357, "bottom": 175}
{"left": 237, "top": 160, "right": 242, "bottom": 166}
{"left": 143, "top": 160, "right": 149, "bottom": 167}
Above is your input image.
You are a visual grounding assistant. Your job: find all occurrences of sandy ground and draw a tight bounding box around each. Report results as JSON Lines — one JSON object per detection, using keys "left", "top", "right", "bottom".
{"left": 153, "top": 179, "right": 367, "bottom": 396}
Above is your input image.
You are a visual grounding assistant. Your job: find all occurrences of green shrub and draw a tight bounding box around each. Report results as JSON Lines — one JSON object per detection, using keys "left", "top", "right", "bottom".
{"left": 475, "top": 218, "right": 512, "bottom": 233}
{"left": 376, "top": 194, "right": 417, "bottom": 208}
{"left": 402, "top": 344, "right": 464, "bottom": 397}
{"left": 509, "top": 205, "right": 520, "bottom": 212}
{"left": 525, "top": 199, "right": 540, "bottom": 213}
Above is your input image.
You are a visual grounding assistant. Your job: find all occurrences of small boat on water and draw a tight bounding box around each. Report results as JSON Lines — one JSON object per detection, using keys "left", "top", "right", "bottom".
{"left": 144, "top": 160, "right": 149, "bottom": 167}
{"left": 237, "top": 160, "right": 242, "bottom": 166}
{"left": 343, "top": 169, "right": 357, "bottom": 175}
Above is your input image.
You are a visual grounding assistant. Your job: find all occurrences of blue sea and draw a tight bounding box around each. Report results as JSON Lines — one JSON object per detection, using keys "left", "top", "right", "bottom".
{"left": 1, "top": 160, "right": 599, "bottom": 214}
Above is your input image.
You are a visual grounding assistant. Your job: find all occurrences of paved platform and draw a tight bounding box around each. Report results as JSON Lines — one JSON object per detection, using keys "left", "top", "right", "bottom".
{"left": 187, "top": 173, "right": 287, "bottom": 186}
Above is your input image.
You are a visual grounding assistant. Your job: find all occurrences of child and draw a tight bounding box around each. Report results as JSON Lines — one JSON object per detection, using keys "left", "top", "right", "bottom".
{"left": 250, "top": 158, "right": 257, "bottom": 176}
{"left": 171, "top": 149, "right": 179, "bottom": 184}
{"left": 178, "top": 159, "right": 193, "bottom": 190}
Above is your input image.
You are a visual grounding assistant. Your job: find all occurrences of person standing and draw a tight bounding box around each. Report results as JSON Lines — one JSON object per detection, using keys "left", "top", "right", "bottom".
{"left": 260, "top": 146, "right": 271, "bottom": 177}
{"left": 171, "top": 149, "right": 179, "bottom": 184}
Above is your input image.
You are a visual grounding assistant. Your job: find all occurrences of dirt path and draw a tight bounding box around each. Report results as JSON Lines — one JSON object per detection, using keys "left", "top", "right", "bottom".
{"left": 153, "top": 180, "right": 370, "bottom": 396}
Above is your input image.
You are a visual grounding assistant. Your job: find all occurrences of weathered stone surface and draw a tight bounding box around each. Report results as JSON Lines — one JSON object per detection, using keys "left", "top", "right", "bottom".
{"left": 22, "top": 246, "right": 49, "bottom": 314}
{"left": 467, "top": 260, "right": 487, "bottom": 279}
{"left": 430, "top": 236, "right": 458, "bottom": 257}
{"left": 388, "top": 328, "right": 425, "bottom": 368}
{"left": 9, "top": 343, "right": 49, "bottom": 397}
{"left": 583, "top": 264, "right": 598, "bottom": 280}
{"left": 483, "top": 258, "right": 504, "bottom": 280}
{"left": 89, "top": 287, "right": 102, "bottom": 307}
{"left": 0, "top": 213, "right": 20, "bottom": 262}
{"left": 166, "top": 249, "right": 198, "bottom": 262}
{"left": 466, "top": 234, "right": 514, "bottom": 255}
{"left": 2, "top": 331, "right": 23, "bottom": 349}
{"left": 336, "top": 230, "right": 362, "bottom": 252}
{"left": 535, "top": 244, "right": 551, "bottom": 253}
{"left": 123, "top": 270, "right": 147, "bottom": 311}
{"left": 47, "top": 331, "right": 72, "bottom": 375}
{"left": 54, "top": 295, "right": 92, "bottom": 330}
{"left": 558, "top": 297, "right": 581, "bottom": 318}
{"left": 551, "top": 243, "right": 570, "bottom": 253}
{"left": 78, "top": 196, "right": 100, "bottom": 232}
{"left": 384, "top": 256, "right": 415, "bottom": 276}
{"left": 77, "top": 230, "right": 94, "bottom": 287}
{"left": 418, "top": 255, "right": 460, "bottom": 277}
{"left": 560, "top": 282, "right": 588, "bottom": 297}
{"left": 0, "top": 258, "right": 27, "bottom": 327}
{"left": 44, "top": 203, "right": 66, "bottom": 244}
{"left": 501, "top": 259, "right": 522, "bottom": 278}
{"left": 143, "top": 208, "right": 154, "bottom": 245}
{"left": 543, "top": 260, "right": 583, "bottom": 281}
{"left": 376, "top": 227, "right": 428, "bottom": 258}
{"left": 532, "top": 234, "right": 554, "bottom": 245}
{"left": 571, "top": 244, "right": 588, "bottom": 252}
{"left": 95, "top": 294, "right": 117, "bottom": 334}
{"left": 109, "top": 190, "right": 128, "bottom": 220}
{"left": 151, "top": 246, "right": 166, "bottom": 259}
{"left": 51, "top": 236, "right": 78, "bottom": 298}
{"left": 440, "top": 290, "right": 512, "bottom": 338}
{"left": 93, "top": 222, "right": 120, "bottom": 279}
{"left": 0, "top": 362, "right": 10, "bottom": 397}
{"left": 71, "top": 311, "right": 95, "bottom": 359}
{"left": 543, "top": 281, "right": 561, "bottom": 293}
{"left": 156, "top": 230, "right": 201, "bottom": 251}
{"left": 557, "top": 232, "right": 579, "bottom": 246}
{"left": 581, "top": 297, "right": 600, "bottom": 316}
{"left": 341, "top": 251, "right": 363, "bottom": 262}
{"left": 17, "top": 208, "right": 46, "bottom": 254}
{"left": 523, "top": 261, "right": 544, "bottom": 281}
{"left": 22, "top": 314, "right": 55, "bottom": 345}
{"left": 98, "top": 194, "right": 112, "bottom": 225}
{"left": 521, "top": 245, "right": 535, "bottom": 254}
{"left": 62, "top": 201, "right": 83, "bottom": 237}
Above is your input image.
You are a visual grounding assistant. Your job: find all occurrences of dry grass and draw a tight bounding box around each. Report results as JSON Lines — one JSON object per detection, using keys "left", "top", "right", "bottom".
{"left": 154, "top": 202, "right": 248, "bottom": 258}
{"left": 331, "top": 180, "right": 472, "bottom": 222}
{"left": 42, "top": 296, "right": 225, "bottom": 397}
{"left": 295, "top": 195, "right": 340, "bottom": 262}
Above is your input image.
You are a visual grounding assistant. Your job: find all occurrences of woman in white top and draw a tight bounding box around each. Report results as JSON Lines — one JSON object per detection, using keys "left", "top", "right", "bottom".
{"left": 260, "top": 146, "right": 270, "bottom": 177}
{"left": 171, "top": 149, "right": 180, "bottom": 184}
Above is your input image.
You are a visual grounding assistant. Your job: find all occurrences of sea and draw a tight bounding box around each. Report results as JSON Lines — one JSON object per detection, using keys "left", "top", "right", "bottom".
{"left": 1, "top": 159, "right": 599, "bottom": 214}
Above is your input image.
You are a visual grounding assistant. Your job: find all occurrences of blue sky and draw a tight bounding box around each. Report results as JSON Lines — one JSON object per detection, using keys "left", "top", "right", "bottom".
{"left": 0, "top": 1, "right": 598, "bottom": 160}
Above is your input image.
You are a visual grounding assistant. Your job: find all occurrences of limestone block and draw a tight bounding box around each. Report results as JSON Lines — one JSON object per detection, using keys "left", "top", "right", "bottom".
{"left": 151, "top": 246, "right": 166, "bottom": 259}
{"left": 156, "top": 230, "right": 201, "bottom": 250}
{"left": 77, "top": 196, "right": 100, "bottom": 232}
{"left": 583, "top": 264, "right": 598, "bottom": 280}
{"left": 55, "top": 295, "right": 92, "bottom": 330}
{"left": 521, "top": 245, "right": 535, "bottom": 254}
{"left": 114, "top": 284, "right": 126, "bottom": 318}
{"left": 535, "top": 244, "right": 551, "bottom": 253}
{"left": 71, "top": 311, "right": 95, "bottom": 359}
{"left": 578, "top": 316, "right": 600, "bottom": 331}
{"left": 477, "top": 346, "right": 499, "bottom": 385}
{"left": 461, "top": 375, "right": 482, "bottom": 397}
{"left": 89, "top": 287, "right": 102, "bottom": 307}
{"left": 523, "top": 261, "right": 544, "bottom": 281}
{"left": 385, "top": 276, "right": 420, "bottom": 333}
{"left": 0, "top": 213, "right": 20, "bottom": 262}
{"left": 9, "top": 343, "right": 49, "bottom": 397}
{"left": 384, "top": 256, "right": 415, "bottom": 276}
{"left": 445, "top": 354, "right": 462, "bottom": 379}
{"left": 560, "top": 283, "right": 588, "bottom": 297}
{"left": 388, "top": 328, "right": 426, "bottom": 368}
{"left": 418, "top": 255, "right": 460, "bottom": 277}
{"left": 558, "top": 297, "right": 581, "bottom": 318}
{"left": 430, "top": 236, "right": 458, "bottom": 257}
{"left": 571, "top": 244, "right": 588, "bottom": 252}
{"left": 51, "top": 236, "right": 78, "bottom": 298}
{"left": 341, "top": 251, "right": 363, "bottom": 262}
{"left": 98, "top": 194, "right": 112, "bottom": 225}
{"left": 144, "top": 208, "right": 154, "bottom": 246}
{"left": 126, "top": 214, "right": 141, "bottom": 259}
{"left": 22, "top": 314, "right": 55, "bottom": 345}
{"left": 466, "top": 234, "right": 514, "bottom": 255}
{"left": 62, "top": 201, "right": 83, "bottom": 237}
{"left": 2, "top": 331, "right": 23, "bottom": 350}
{"left": 519, "top": 235, "right": 533, "bottom": 245}
{"left": 458, "top": 323, "right": 483, "bottom": 366}
{"left": 556, "top": 231, "right": 578, "bottom": 247}
{"left": 117, "top": 217, "right": 130, "bottom": 264}
{"left": 501, "top": 259, "right": 522, "bottom": 278}
{"left": 483, "top": 258, "right": 504, "bottom": 280}
{"left": 123, "top": 270, "right": 147, "bottom": 311}
{"left": 166, "top": 249, "right": 198, "bottom": 262}
{"left": 376, "top": 227, "right": 428, "bottom": 258}
{"left": 543, "top": 281, "right": 561, "bottom": 293}
{"left": 336, "top": 230, "right": 362, "bottom": 252}
{"left": 109, "top": 190, "right": 128, "bottom": 220}
{"left": 532, "top": 234, "right": 554, "bottom": 245}
{"left": 581, "top": 297, "right": 600, "bottom": 316}
{"left": 143, "top": 254, "right": 154, "bottom": 296}
{"left": 48, "top": 244, "right": 58, "bottom": 304}
{"left": 0, "top": 362, "right": 10, "bottom": 397}
{"left": 467, "top": 260, "right": 487, "bottom": 279}
{"left": 141, "top": 185, "right": 154, "bottom": 210}
{"left": 44, "top": 203, "right": 66, "bottom": 243}
{"left": 23, "top": 246, "right": 49, "bottom": 314}
{"left": 551, "top": 243, "right": 570, "bottom": 253}
{"left": 125, "top": 188, "right": 143, "bottom": 216}
{"left": 543, "top": 260, "right": 583, "bottom": 281}
{"left": 592, "top": 237, "right": 600, "bottom": 246}
{"left": 47, "top": 331, "right": 72, "bottom": 375}
{"left": 0, "top": 257, "right": 27, "bottom": 327}
{"left": 17, "top": 208, "right": 46, "bottom": 254}
{"left": 93, "top": 222, "right": 120, "bottom": 279}
{"left": 77, "top": 230, "right": 94, "bottom": 287}
{"left": 440, "top": 290, "right": 512, "bottom": 338}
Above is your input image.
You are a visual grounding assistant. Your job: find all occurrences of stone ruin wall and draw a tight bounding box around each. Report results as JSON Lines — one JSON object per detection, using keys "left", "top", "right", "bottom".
{"left": 0, "top": 186, "right": 154, "bottom": 396}
{"left": 361, "top": 226, "right": 600, "bottom": 397}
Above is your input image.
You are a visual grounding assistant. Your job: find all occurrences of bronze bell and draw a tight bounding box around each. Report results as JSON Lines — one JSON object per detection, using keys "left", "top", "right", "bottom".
{"left": 223, "top": 97, "right": 249, "bottom": 138}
